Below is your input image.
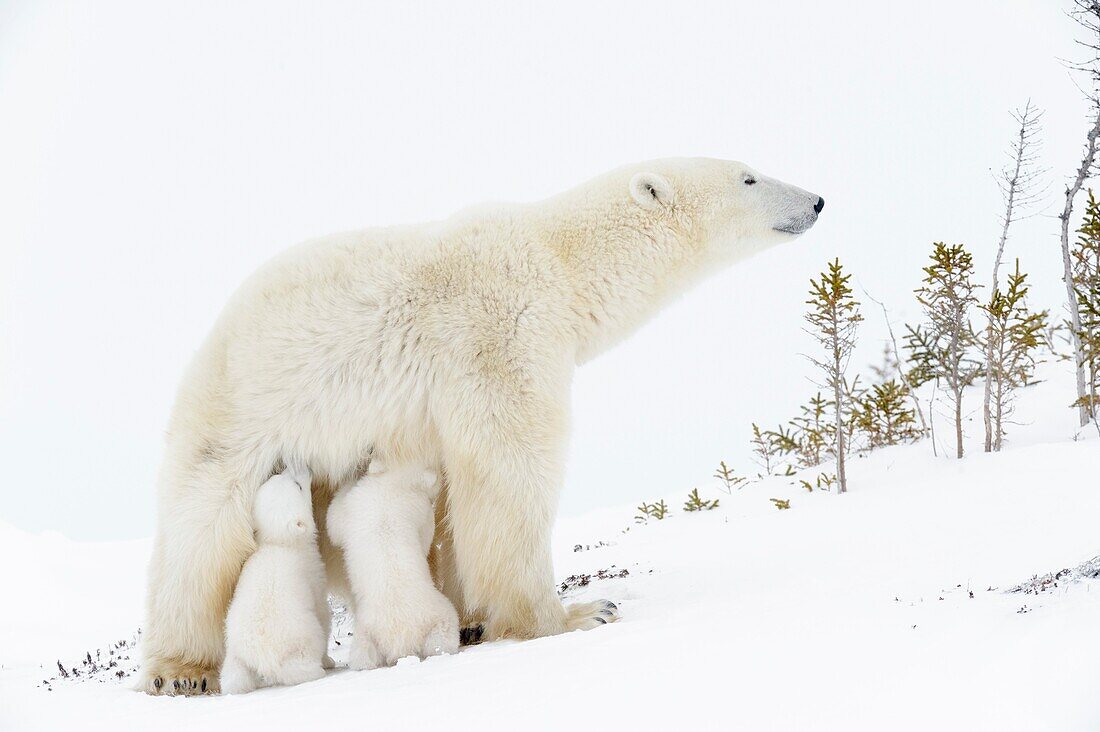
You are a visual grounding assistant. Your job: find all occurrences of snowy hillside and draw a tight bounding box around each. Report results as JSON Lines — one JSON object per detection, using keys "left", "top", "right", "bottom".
{"left": 1, "top": 362, "right": 1098, "bottom": 731}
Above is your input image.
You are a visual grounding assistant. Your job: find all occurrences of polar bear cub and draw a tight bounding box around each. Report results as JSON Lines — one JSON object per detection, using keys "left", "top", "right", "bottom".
{"left": 221, "top": 465, "right": 333, "bottom": 694}
{"left": 327, "top": 460, "right": 459, "bottom": 669}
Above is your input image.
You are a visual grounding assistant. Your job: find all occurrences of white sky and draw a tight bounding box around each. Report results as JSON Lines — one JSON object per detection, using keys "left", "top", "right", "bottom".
{"left": 0, "top": 0, "right": 1089, "bottom": 540}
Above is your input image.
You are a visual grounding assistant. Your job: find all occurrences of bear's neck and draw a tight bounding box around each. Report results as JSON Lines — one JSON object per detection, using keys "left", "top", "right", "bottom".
{"left": 535, "top": 198, "right": 711, "bottom": 363}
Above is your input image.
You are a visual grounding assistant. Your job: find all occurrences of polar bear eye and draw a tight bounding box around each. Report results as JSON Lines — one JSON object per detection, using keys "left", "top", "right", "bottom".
{"left": 744, "top": 176, "right": 757, "bottom": 186}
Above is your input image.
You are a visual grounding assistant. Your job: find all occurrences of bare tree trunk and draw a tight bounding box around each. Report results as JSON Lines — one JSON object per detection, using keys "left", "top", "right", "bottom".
{"left": 954, "top": 386, "right": 964, "bottom": 459}
{"left": 1060, "top": 109, "right": 1100, "bottom": 428}
{"left": 994, "top": 385, "right": 1004, "bottom": 451}
{"left": 984, "top": 135, "right": 1019, "bottom": 452}
{"left": 928, "top": 388, "right": 939, "bottom": 458}
{"left": 947, "top": 316, "right": 964, "bottom": 459}
{"left": 984, "top": 102, "right": 1042, "bottom": 451}
{"left": 834, "top": 346, "right": 847, "bottom": 494}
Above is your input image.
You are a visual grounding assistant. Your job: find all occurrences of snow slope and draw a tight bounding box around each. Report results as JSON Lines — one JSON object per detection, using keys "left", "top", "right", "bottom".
{"left": 1, "top": 364, "right": 1098, "bottom": 731}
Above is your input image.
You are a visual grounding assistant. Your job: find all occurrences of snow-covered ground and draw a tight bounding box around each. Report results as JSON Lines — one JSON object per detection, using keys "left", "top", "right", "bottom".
{"left": 1, "top": 362, "right": 1098, "bottom": 731}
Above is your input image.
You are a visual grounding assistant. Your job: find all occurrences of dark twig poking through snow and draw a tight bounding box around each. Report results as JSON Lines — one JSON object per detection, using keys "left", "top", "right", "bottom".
{"left": 1008, "top": 554, "right": 1100, "bottom": 595}
{"left": 558, "top": 567, "right": 630, "bottom": 595}
{"left": 38, "top": 631, "right": 142, "bottom": 691}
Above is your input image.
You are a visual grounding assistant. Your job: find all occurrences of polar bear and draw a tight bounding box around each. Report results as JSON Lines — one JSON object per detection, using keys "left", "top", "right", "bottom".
{"left": 139, "top": 157, "right": 823, "bottom": 694}
{"left": 219, "top": 466, "right": 334, "bottom": 695}
{"left": 327, "top": 459, "right": 459, "bottom": 669}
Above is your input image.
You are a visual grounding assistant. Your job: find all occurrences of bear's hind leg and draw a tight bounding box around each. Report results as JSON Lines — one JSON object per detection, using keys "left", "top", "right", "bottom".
{"left": 140, "top": 460, "right": 257, "bottom": 696}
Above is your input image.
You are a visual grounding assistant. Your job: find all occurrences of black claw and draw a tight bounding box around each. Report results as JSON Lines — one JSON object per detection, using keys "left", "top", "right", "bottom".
{"left": 172, "top": 680, "right": 181, "bottom": 692}
{"left": 201, "top": 678, "right": 207, "bottom": 693}
{"left": 459, "top": 624, "right": 485, "bottom": 646}
{"left": 599, "top": 609, "right": 615, "bottom": 617}
{"left": 153, "top": 677, "right": 162, "bottom": 690}
{"left": 604, "top": 601, "right": 617, "bottom": 610}
{"left": 594, "top": 616, "right": 607, "bottom": 624}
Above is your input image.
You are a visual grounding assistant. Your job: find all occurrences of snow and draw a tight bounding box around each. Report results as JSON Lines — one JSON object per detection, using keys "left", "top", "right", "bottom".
{"left": 1, "top": 362, "right": 1098, "bottom": 731}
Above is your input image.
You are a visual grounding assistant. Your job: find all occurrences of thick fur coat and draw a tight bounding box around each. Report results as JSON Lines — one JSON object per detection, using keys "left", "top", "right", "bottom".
{"left": 220, "top": 467, "right": 333, "bottom": 694}
{"left": 139, "top": 158, "right": 822, "bottom": 694}
{"left": 327, "top": 460, "right": 459, "bottom": 669}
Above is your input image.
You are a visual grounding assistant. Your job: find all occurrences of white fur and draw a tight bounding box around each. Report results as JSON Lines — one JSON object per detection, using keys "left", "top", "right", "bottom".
{"left": 220, "top": 467, "right": 333, "bottom": 694}
{"left": 327, "top": 460, "right": 459, "bottom": 669}
{"left": 139, "top": 157, "right": 822, "bottom": 693}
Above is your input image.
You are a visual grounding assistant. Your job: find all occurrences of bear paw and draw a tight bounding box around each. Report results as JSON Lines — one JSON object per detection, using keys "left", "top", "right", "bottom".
{"left": 564, "top": 599, "right": 619, "bottom": 632}
{"left": 459, "top": 625, "right": 485, "bottom": 646}
{"left": 138, "top": 659, "right": 218, "bottom": 696}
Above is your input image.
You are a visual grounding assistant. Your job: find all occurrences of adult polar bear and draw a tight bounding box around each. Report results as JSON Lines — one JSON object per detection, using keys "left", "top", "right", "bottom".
{"left": 140, "top": 157, "right": 823, "bottom": 694}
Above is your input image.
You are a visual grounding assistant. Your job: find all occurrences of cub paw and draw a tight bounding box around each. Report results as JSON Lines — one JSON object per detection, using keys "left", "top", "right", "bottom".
{"left": 421, "top": 622, "right": 459, "bottom": 657}
{"left": 564, "top": 599, "right": 619, "bottom": 632}
{"left": 348, "top": 636, "right": 384, "bottom": 671}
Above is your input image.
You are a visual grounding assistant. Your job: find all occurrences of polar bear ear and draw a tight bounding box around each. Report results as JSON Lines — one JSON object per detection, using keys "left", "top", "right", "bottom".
{"left": 629, "top": 172, "right": 674, "bottom": 210}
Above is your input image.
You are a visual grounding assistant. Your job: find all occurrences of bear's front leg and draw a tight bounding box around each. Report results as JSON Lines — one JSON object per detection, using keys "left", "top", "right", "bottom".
{"left": 438, "top": 367, "right": 618, "bottom": 640}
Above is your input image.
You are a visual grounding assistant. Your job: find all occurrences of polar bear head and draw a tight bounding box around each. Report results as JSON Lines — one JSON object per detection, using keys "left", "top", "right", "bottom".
{"left": 552, "top": 158, "right": 824, "bottom": 360}
{"left": 252, "top": 465, "right": 316, "bottom": 546}
{"left": 625, "top": 157, "right": 823, "bottom": 264}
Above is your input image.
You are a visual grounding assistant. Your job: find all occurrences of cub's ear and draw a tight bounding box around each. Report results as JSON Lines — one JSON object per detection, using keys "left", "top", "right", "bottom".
{"left": 629, "top": 172, "right": 674, "bottom": 210}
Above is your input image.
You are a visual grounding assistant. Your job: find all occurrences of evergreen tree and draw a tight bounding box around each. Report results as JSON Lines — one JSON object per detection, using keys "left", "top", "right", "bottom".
{"left": 1072, "top": 190, "right": 1100, "bottom": 424}
{"left": 804, "top": 259, "right": 862, "bottom": 493}
{"left": 789, "top": 393, "right": 834, "bottom": 467}
{"left": 750, "top": 423, "right": 779, "bottom": 476}
{"left": 713, "top": 461, "right": 747, "bottom": 493}
{"left": 979, "top": 261, "right": 1048, "bottom": 450}
{"left": 852, "top": 380, "right": 921, "bottom": 449}
{"left": 905, "top": 243, "right": 982, "bottom": 459}
{"left": 683, "top": 488, "right": 719, "bottom": 512}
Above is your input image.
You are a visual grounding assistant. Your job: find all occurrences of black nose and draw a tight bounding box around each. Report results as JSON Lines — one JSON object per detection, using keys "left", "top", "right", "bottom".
{"left": 814, "top": 197, "right": 825, "bottom": 214}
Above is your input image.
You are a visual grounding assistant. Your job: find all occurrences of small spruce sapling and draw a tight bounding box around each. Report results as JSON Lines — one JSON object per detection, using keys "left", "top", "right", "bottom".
{"left": 906, "top": 243, "right": 982, "bottom": 459}
{"left": 750, "top": 423, "right": 779, "bottom": 476}
{"left": 852, "top": 380, "right": 920, "bottom": 449}
{"left": 1059, "top": 5, "right": 1100, "bottom": 427}
{"left": 799, "top": 472, "right": 837, "bottom": 492}
{"left": 683, "top": 488, "right": 720, "bottom": 512}
{"left": 713, "top": 461, "right": 747, "bottom": 493}
{"left": 790, "top": 393, "right": 835, "bottom": 467}
{"left": 804, "top": 258, "right": 863, "bottom": 493}
{"left": 1071, "top": 190, "right": 1100, "bottom": 425}
{"left": 634, "top": 500, "right": 670, "bottom": 524}
{"left": 979, "top": 261, "right": 1048, "bottom": 449}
